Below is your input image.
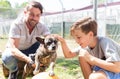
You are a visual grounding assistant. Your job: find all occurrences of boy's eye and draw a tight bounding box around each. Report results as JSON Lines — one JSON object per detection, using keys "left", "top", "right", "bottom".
{"left": 74, "top": 36, "right": 81, "bottom": 39}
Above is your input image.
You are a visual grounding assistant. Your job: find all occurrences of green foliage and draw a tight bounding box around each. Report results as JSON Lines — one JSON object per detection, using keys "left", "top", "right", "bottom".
{"left": 0, "top": 0, "right": 17, "bottom": 19}
{"left": 0, "top": 0, "right": 11, "bottom": 8}
{"left": 55, "top": 57, "right": 83, "bottom": 79}
{"left": 56, "top": 58, "right": 79, "bottom": 69}
{"left": 0, "top": 1, "right": 29, "bottom": 19}
{"left": 0, "top": 38, "right": 7, "bottom": 51}
{"left": 21, "top": 2, "right": 28, "bottom": 8}
{"left": 14, "top": 2, "right": 28, "bottom": 9}
{"left": 106, "top": 24, "right": 120, "bottom": 42}
{"left": 0, "top": 0, "right": 11, "bottom": 14}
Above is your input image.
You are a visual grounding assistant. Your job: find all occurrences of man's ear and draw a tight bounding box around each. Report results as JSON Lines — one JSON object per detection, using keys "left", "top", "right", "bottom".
{"left": 36, "top": 37, "right": 45, "bottom": 44}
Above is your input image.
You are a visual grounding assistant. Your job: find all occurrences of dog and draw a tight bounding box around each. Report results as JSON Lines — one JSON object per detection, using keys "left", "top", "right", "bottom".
{"left": 22, "top": 35, "right": 58, "bottom": 79}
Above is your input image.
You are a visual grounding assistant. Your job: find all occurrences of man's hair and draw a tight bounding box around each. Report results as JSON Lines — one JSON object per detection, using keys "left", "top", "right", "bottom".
{"left": 70, "top": 17, "right": 97, "bottom": 36}
{"left": 25, "top": 1, "right": 43, "bottom": 14}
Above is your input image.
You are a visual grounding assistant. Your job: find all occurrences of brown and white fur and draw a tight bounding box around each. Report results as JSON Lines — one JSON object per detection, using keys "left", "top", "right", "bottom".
{"left": 22, "top": 35, "right": 58, "bottom": 79}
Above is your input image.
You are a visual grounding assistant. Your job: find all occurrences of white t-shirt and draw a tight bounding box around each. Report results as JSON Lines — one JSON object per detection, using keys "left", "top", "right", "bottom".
{"left": 7, "top": 18, "right": 50, "bottom": 50}
{"left": 73, "top": 37, "right": 120, "bottom": 62}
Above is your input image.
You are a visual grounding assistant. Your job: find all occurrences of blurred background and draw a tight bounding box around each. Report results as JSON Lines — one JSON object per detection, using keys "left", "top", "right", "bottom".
{"left": 0, "top": 0, "right": 120, "bottom": 41}
{"left": 1, "top": 0, "right": 120, "bottom": 79}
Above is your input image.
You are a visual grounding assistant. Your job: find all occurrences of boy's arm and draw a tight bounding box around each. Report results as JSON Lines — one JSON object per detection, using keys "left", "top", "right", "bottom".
{"left": 90, "top": 55, "right": 120, "bottom": 73}
{"left": 54, "top": 34, "right": 77, "bottom": 58}
{"left": 80, "top": 50, "right": 120, "bottom": 73}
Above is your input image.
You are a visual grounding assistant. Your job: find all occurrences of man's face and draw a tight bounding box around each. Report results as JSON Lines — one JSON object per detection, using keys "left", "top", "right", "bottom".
{"left": 24, "top": 7, "right": 42, "bottom": 27}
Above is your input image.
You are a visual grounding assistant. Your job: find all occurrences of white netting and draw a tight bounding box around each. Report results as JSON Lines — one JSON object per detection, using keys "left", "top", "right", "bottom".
{"left": 0, "top": 1, "right": 120, "bottom": 42}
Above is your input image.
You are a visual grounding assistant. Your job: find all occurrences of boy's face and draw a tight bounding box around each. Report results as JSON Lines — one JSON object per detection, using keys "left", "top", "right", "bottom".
{"left": 73, "top": 29, "right": 93, "bottom": 48}
{"left": 24, "top": 6, "right": 42, "bottom": 27}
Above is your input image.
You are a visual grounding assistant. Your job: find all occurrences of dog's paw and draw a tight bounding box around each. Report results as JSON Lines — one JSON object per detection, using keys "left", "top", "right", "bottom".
{"left": 29, "top": 54, "right": 35, "bottom": 61}
{"left": 33, "top": 70, "right": 39, "bottom": 75}
{"left": 48, "top": 70, "right": 55, "bottom": 76}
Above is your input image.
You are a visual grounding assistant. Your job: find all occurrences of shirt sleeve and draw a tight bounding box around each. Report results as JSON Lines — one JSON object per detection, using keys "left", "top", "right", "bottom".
{"left": 9, "top": 22, "right": 20, "bottom": 38}
{"left": 41, "top": 24, "right": 50, "bottom": 36}
{"left": 100, "top": 37, "right": 120, "bottom": 62}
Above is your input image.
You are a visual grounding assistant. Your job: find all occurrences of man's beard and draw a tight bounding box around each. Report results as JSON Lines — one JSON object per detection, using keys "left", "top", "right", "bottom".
{"left": 28, "top": 20, "right": 38, "bottom": 27}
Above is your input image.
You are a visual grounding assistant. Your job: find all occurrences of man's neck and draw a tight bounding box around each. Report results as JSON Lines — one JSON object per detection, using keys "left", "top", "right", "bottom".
{"left": 26, "top": 22, "right": 35, "bottom": 34}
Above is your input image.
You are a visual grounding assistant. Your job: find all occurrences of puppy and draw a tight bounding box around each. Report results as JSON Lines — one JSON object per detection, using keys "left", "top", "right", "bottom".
{"left": 22, "top": 35, "right": 58, "bottom": 79}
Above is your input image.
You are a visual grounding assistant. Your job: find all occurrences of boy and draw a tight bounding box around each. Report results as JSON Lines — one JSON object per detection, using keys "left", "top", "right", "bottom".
{"left": 54, "top": 17, "right": 120, "bottom": 79}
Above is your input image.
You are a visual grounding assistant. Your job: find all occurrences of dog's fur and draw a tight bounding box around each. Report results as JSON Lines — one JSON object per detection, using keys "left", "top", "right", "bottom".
{"left": 22, "top": 35, "right": 58, "bottom": 79}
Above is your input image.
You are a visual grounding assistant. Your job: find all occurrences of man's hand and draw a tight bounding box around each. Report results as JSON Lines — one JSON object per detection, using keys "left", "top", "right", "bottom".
{"left": 28, "top": 61, "right": 35, "bottom": 68}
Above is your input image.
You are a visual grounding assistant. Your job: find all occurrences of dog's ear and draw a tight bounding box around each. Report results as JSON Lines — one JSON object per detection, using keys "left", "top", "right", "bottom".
{"left": 36, "top": 37, "right": 45, "bottom": 44}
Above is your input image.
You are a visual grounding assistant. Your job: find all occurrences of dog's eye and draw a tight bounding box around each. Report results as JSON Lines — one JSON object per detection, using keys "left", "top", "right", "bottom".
{"left": 47, "top": 41, "right": 52, "bottom": 45}
{"left": 54, "top": 40, "right": 57, "bottom": 44}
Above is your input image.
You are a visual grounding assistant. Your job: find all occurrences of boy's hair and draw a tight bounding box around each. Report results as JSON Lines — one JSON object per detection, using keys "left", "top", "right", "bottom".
{"left": 25, "top": 1, "right": 43, "bottom": 14}
{"left": 70, "top": 17, "right": 97, "bottom": 36}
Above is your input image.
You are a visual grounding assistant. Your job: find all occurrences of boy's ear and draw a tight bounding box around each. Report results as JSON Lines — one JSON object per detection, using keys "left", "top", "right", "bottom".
{"left": 36, "top": 37, "right": 45, "bottom": 44}
{"left": 88, "top": 31, "right": 94, "bottom": 36}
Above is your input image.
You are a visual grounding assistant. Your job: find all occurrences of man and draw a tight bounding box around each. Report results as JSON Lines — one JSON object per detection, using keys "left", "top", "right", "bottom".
{"left": 2, "top": 1, "right": 50, "bottom": 79}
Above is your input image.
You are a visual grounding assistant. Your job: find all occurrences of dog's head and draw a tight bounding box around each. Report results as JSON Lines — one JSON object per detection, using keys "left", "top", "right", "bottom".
{"left": 36, "top": 35, "right": 58, "bottom": 52}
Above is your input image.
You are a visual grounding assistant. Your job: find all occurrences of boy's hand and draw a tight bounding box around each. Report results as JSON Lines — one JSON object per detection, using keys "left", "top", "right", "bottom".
{"left": 79, "top": 49, "right": 91, "bottom": 59}
{"left": 52, "top": 34, "right": 65, "bottom": 43}
{"left": 79, "top": 49, "right": 95, "bottom": 65}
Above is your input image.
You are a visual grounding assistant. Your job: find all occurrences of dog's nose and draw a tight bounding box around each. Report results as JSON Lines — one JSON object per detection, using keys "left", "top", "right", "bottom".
{"left": 52, "top": 46, "right": 56, "bottom": 50}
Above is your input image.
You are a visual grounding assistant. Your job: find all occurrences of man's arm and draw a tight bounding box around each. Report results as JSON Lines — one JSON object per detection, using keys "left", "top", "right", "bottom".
{"left": 9, "top": 38, "right": 32, "bottom": 63}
